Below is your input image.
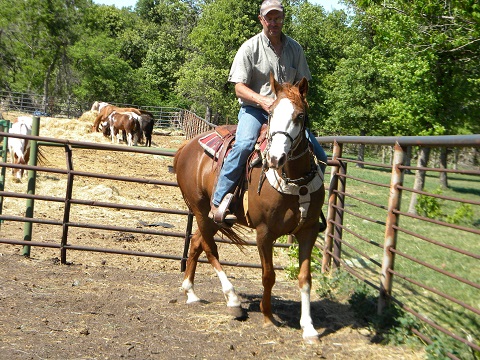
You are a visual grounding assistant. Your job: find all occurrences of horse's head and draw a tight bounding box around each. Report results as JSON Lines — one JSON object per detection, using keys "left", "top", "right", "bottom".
{"left": 266, "top": 73, "right": 309, "bottom": 169}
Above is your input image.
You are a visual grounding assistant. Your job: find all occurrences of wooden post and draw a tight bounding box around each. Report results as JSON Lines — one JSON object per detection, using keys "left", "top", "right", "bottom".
{"left": 22, "top": 116, "right": 40, "bottom": 257}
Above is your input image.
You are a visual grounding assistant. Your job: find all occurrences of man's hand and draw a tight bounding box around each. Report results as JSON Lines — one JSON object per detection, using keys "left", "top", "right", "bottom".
{"left": 235, "top": 83, "right": 274, "bottom": 112}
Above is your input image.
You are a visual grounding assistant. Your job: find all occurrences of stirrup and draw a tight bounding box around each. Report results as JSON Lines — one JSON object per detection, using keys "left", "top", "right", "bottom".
{"left": 209, "top": 193, "right": 237, "bottom": 224}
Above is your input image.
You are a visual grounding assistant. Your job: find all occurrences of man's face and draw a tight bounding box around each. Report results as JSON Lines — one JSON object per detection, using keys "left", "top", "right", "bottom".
{"left": 259, "top": 10, "right": 284, "bottom": 37}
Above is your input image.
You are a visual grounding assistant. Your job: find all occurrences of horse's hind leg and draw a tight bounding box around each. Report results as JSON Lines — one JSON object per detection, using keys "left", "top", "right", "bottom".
{"left": 182, "top": 229, "right": 203, "bottom": 303}
{"left": 182, "top": 225, "right": 242, "bottom": 316}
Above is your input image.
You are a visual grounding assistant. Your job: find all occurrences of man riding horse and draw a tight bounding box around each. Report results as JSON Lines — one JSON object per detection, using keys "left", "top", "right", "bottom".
{"left": 209, "top": 0, "right": 327, "bottom": 225}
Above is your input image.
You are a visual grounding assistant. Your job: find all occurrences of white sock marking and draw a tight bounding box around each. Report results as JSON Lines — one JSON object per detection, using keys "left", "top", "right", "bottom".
{"left": 215, "top": 269, "right": 241, "bottom": 307}
{"left": 182, "top": 278, "right": 200, "bottom": 304}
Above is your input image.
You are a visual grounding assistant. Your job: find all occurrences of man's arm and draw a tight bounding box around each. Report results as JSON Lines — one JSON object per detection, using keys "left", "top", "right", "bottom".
{"left": 235, "top": 83, "right": 274, "bottom": 113}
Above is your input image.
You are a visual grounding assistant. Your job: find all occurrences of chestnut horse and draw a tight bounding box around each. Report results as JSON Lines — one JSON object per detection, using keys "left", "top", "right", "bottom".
{"left": 174, "top": 74, "right": 325, "bottom": 343}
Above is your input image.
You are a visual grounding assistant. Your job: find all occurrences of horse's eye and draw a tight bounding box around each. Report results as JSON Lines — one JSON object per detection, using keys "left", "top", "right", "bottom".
{"left": 298, "top": 114, "right": 304, "bottom": 120}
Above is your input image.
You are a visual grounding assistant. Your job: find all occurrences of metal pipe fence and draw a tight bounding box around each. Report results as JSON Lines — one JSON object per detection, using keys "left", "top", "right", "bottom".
{"left": 0, "top": 119, "right": 478, "bottom": 357}
{"left": 0, "top": 128, "right": 283, "bottom": 271}
{"left": 318, "top": 136, "right": 479, "bottom": 359}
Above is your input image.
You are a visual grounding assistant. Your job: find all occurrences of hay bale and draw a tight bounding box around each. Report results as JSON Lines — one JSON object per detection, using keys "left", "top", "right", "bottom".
{"left": 79, "top": 110, "right": 98, "bottom": 125}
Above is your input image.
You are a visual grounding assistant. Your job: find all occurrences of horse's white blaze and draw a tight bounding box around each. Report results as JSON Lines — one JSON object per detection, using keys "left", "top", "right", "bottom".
{"left": 215, "top": 269, "right": 241, "bottom": 307}
{"left": 182, "top": 278, "right": 201, "bottom": 304}
{"left": 299, "top": 283, "right": 319, "bottom": 339}
{"left": 268, "top": 98, "right": 302, "bottom": 165}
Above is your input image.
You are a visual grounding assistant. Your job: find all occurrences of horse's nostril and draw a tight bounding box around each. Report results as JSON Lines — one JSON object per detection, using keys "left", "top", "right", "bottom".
{"left": 267, "top": 153, "right": 286, "bottom": 169}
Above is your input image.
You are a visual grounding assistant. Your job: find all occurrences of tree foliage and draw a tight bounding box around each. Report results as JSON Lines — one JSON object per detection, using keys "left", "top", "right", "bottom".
{"left": 0, "top": 0, "right": 477, "bottom": 137}
{"left": 176, "top": 0, "right": 258, "bottom": 119}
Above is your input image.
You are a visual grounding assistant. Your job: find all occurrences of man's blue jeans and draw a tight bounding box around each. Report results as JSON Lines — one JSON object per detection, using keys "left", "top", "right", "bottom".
{"left": 212, "top": 106, "right": 327, "bottom": 206}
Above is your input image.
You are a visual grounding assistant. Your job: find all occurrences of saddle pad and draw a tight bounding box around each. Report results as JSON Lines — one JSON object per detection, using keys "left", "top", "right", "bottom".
{"left": 198, "top": 130, "right": 267, "bottom": 166}
{"left": 198, "top": 131, "right": 224, "bottom": 159}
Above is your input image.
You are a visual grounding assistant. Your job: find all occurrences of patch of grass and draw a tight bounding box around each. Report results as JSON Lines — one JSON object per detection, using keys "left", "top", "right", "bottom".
{"left": 316, "top": 269, "right": 424, "bottom": 346}
{"left": 283, "top": 242, "right": 323, "bottom": 281}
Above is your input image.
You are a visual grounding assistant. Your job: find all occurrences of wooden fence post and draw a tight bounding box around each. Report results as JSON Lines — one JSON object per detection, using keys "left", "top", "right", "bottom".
{"left": 22, "top": 116, "right": 40, "bottom": 257}
{"left": 378, "top": 142, "right": 405, "bottom": 313}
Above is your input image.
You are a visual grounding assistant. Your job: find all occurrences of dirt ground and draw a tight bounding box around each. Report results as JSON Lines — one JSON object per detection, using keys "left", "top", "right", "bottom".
{"left": 0, "top": 112, "right": 425, "bottom": 359}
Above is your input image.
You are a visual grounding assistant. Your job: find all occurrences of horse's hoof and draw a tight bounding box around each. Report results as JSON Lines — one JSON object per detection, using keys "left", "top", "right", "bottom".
{"left": 262, "top": 316, "right": 276, "bottom": 328}
{"left": 228, "top": 306, "right": 245, "bottom": 319}
{"left": 303, "top": 335, "right": 320, "bottom": 345}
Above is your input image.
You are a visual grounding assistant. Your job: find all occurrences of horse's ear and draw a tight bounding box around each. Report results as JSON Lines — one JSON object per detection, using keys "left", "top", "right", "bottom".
{"left": 270, "top": 72, "right": 281, "bottom": 95}
{"left": 298, "top": 77, "right": 308, "bottom": 98}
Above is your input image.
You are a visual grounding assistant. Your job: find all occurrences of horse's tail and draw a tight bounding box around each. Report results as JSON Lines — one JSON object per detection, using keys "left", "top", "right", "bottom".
{"left": 218, "top": 226, "right": 248, "bottom": 249}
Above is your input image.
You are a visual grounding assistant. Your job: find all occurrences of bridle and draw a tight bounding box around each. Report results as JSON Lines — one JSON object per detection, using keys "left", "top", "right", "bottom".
{"left": 259, "top": 104, "right": 324, "bottom": 235}
{"left": 265, "top": 109, "right": 309, "bottom": 163}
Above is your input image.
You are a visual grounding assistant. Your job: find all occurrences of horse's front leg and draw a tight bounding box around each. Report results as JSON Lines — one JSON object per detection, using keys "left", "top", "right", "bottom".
{"left": 110, "top": 126, "right": 116, "bottom": 144}
{"left": 297, "top": 230, "right": 320, "bottom": 343}
{"left": 256, "top": 232, "right": 276, "bottom": 327}
{"left": 127, "top": 132, "right": 133, "bottom": 146}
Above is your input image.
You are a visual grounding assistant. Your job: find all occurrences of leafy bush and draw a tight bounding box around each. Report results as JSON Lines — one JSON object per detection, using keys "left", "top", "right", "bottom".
{"left": 284, "top": 244, "right": 322, "bottom": 280}
{"left": 446, "top": 203, "right": 474, "bottom": 225}
{"left": 314, "top": 269, "right": 477, "bottom": 359}
{"left": 416, "top": 189, "right": 444, "bottom": 219}
{"left": 416, "top": 190, "right": 475, "bottom": 227}
{"left": 315, "top": 269, "right": 424, "bottom": 347}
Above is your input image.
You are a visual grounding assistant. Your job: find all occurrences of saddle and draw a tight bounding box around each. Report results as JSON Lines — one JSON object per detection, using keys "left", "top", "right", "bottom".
{"left": 199, "top": 125, "right": 268, "bottom": 168}
{"left": 198, "top": 124, "right": 268, "bottom": 219}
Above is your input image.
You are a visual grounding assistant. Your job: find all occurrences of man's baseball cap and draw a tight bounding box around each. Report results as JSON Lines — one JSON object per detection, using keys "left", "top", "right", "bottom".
{"left": 260, "top": 0, "right": 284, "bottom": 16}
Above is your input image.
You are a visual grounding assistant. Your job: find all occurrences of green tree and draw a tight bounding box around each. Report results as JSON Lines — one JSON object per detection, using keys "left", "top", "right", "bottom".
{"left": 288, "top": 2, "right": 352, "bottom": 134}
{"left": 68, "top": 4, "right": 139, "bottom": 104}
{"left": 133, "top": 0, "right": 199, "bottom": 106}
{"left": 0, "top": 0, "right": 87, "bottom": 104}
{"left": 176, "top": 0, "right": 258, "bottom": 120}
{"left": 350, "top": 0, "right": 480, "bottom": 136}
{"left": 348, "top": 0, "right": 480, "bottom": 205}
